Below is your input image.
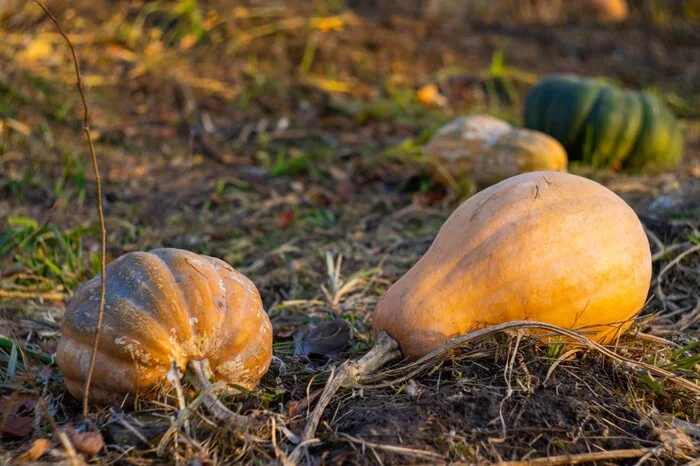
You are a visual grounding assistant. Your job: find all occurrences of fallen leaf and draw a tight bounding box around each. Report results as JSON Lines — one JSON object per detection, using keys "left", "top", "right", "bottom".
{"left": 105, "top": 44, "right": 138, "bottom": 62}
{"left": 425, "top": 189, "right": 447, "bottom": 203}
{"left": 304, "top": 75, "right": 352, "bottom": 94}
{"left": 179, "top": 33, "right": 198, "bottom": 50}
{"left": 691, "top": 164, "right": 700, "bottom": 178}
{"left": 287, "top": 388, "right": 324, "bottom": 417}
{"left": 1, "top": 415, "right": 33, "bottom": 438}
{"left": 277, "top": 210, "right": 295, "bottom": 230}
{"left": 310, "top": 16, "right": 346, "bottom": 32}
{"left": 17, "top": 438, "right": 52, "bottom": 461}
{"left": 416, "top": 83, "right": 447, "bottom": 107}
{"left": 0, "top": 394, "right": 39, "bottom": 438}
{"left": 5, "top": 118, "right": 32, "bottom": 137}
{"left": 64, "top": 426, "right": 104, "bottom": 458}
{"left": 337, "top": 180, "right": 356, "bottom": 201}
{"left": 17, "top": 35, "right": 54, "bottom": 65}
{"left": 654, "top": 426, "right": 696, "bottom": 455}
{"left": 274, "top": 324, "right": 298, "bottom": 339}
{"left": 294, "top": 318, "right": 354, "bottom": 357}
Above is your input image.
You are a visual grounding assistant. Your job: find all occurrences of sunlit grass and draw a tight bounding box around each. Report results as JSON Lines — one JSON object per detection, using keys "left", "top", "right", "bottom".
{"left": 1, "top": 217, "right": 98, "bottom": 295}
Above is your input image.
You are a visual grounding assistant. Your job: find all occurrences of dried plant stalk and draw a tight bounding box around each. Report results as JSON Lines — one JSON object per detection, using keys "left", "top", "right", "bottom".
{"left": 32, "top": 0, "right": 107, "bottom": 418}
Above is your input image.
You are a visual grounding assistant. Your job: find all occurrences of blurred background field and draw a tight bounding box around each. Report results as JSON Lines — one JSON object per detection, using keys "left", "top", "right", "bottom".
{"left": 1, "top": 1, "right": 699, "bottom": 464}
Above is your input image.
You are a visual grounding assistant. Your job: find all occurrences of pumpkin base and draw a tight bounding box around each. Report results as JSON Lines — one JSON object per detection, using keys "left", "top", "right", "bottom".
{"left": 185, "top": 359, "right": 248, "bottom": 426}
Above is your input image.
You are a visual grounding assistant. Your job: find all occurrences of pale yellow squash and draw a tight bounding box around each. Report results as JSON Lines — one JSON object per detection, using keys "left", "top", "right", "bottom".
{"left": 424, "top": 115, "right": 567, "bottom": 187}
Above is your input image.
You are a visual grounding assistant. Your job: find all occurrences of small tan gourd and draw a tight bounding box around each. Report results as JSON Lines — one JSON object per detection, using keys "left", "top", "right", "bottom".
{"left": 424, "top": 115, "right": 567, "bottom": 187}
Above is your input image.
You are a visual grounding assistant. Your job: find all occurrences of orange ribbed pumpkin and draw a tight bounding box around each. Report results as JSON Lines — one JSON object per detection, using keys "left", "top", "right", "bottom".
{"left": 373, "top": 171, "right": 651, "bottom": 359}
{"left": 57, "top": 248, "right": 272, "bottom": 406}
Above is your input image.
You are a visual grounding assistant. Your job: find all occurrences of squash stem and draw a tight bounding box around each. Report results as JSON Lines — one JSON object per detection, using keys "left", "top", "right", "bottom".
{"left": 286, "top": 331, "right": 402, "bottom": 465}
{"left": 187, "top": 359, "right": 248, "bottom": 427}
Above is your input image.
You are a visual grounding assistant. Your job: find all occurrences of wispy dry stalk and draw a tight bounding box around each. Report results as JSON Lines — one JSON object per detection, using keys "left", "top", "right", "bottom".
{"left": 655, "top": 243, "right": 700, "bottom": 287}
{"left": 0, "top": 289, "right": 67, "bottom": 301}
{"left": 339, "top": 433, "right": 445, "bottom": 461}
{"left": 495, "top": 446, "right": 655, "bottom": 465}
{"left": 187, "top": 359, "right": 249, "bottom": 426}
{"left": 33, "top": 0, "right": 107, "bottom": 417}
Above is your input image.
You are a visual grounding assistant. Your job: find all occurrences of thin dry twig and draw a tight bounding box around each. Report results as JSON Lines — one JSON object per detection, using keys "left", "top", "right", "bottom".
{"left": 643, "top": 224, "right": 693, "bottom": 262}
{"left": 635, "top": 332, "right": 683, "bottom": 349}
{"left": 543, "top": 348, "right": 581, "bottom": 386}
{"left": 653, "top": 242, "right": 693, "bottom": 262}
{"left": 499, "top": 331, "right": 524, "bottom": 438}
{"left": 110, "top": 412, "right": 154, "bottom": 448}
{"left": 33, "top": 0, "right": 108, "bottom": 418}
{"left": 270, "top": 416, "right": 289, "bottom": 463}
{"left": 339, "top": 433, "right": 445, "bottom": 461}
{"left": 0, "top": 289, "right": 67, "bottom": 301}
{"left": 494, "top": 447, "right": 655, "bottom": 465}
{"left": 644, "top": 224, "right": 664, "bottom": 255}
{"left": 654, "top": 243, "right": 700, "bottom": 287}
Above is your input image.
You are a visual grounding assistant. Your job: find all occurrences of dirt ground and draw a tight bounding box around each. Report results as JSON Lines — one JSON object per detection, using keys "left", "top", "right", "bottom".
{"left": 1, "top": 1, "right": 699, "bottom": 464}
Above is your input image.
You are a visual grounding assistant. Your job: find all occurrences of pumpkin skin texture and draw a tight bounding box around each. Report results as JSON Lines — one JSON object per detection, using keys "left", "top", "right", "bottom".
{"left": 524, "top": 74, "right": 684, "bottom": 171}
{"left": 372, "top": 172, "right": 651, "bottom": 359}
{"left": 56, "top": 248, "right": 272, "bottom": 406}
{"left": 424, "top": 115, "right": 567, "bottom": 187}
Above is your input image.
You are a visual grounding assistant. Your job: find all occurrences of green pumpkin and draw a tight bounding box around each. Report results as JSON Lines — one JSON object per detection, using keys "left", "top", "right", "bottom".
{"left": 524, "top": 74, "right": 684, "bottom": 171}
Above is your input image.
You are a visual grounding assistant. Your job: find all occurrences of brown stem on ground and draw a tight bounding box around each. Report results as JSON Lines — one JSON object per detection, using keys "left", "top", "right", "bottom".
{"left": 286, "top": 331, "right": 402, "bottom": 466}
{"left": 187, "top": 359, "right": 248, "bottom": 427}
{"left": 496, "top": 447, "right": 655, "bottom": 465}
{"left": 359, "top": 320, "right": 700, "bottom": 395}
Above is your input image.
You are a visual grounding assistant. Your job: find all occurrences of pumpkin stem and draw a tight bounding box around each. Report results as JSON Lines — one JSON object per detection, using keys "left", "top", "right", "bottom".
{"left": 286, "top": 331, "right": 402, "bottom": 465}
{"left": 187, "top": 359, "right": 248, "bottom": 427}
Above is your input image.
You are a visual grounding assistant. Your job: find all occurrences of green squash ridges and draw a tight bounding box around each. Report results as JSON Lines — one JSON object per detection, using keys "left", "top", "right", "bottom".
{"left": 607, "top": 91, "right": 645, "bottom": 168}
{"left": 542, "top": 77, "right": 576, "bottom": 142}
{"left": 582, "top": 86, "right": 627, "bottom": 167}
{"left": 553, "top": 78, "right": 603, "bottom": 154}
{"left": 582, "top": 88, "right": 643, "bottom": 168}
{"left": 523, "top": 74, "right": 684, "bottom": 172}
{"left": 624, "top": 94, "right": 683, "bottom": 171}
{"left": 523, "top": 79, "right": 548, "bottom": 131}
